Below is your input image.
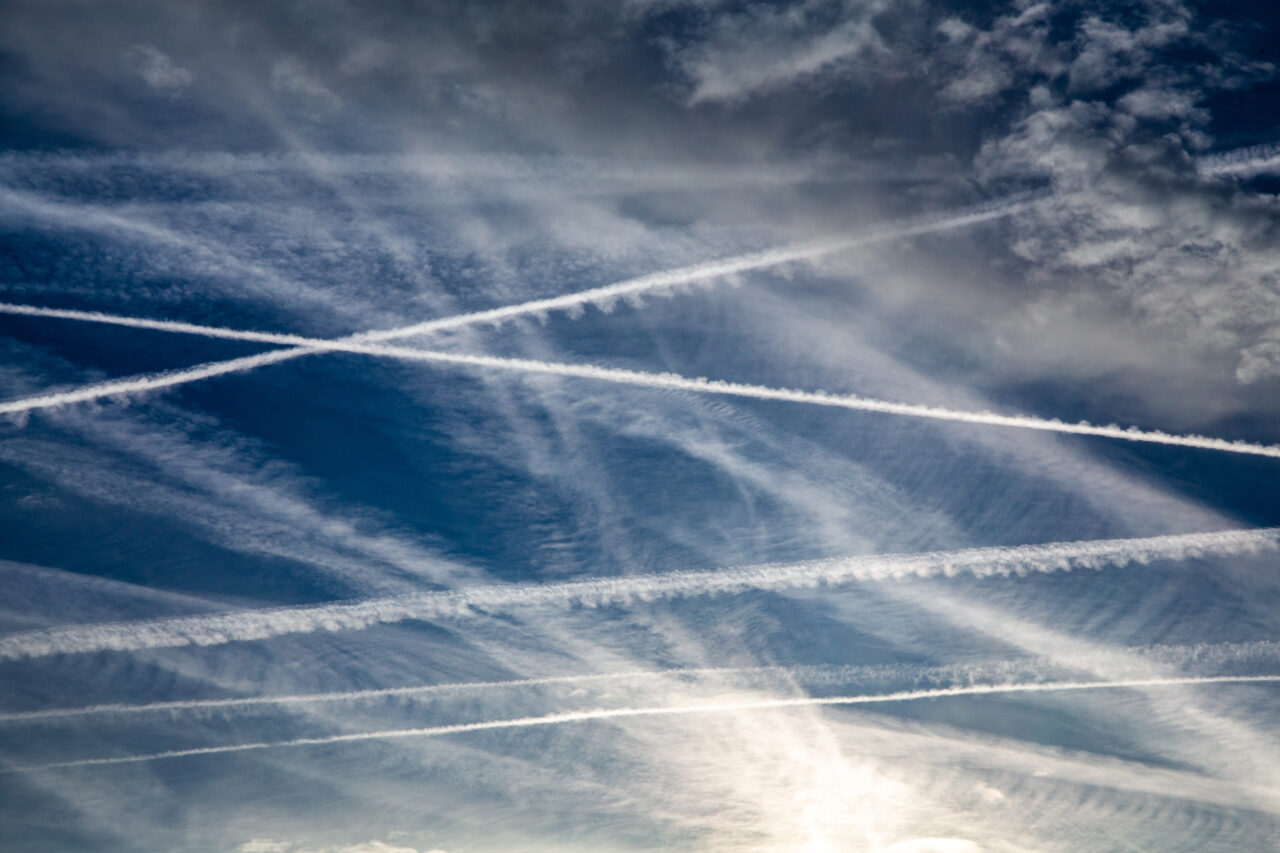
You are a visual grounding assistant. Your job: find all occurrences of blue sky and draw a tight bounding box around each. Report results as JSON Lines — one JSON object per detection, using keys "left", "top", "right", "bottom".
{"left": 1, "top": 1, "right": 1279, "bottom": 851}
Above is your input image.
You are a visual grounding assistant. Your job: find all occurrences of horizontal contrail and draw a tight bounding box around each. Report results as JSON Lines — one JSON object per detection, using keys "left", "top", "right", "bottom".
{"left": 1196, "top": 143, "right": 1280, "bottom": 176}
{"left": 6, "top": 641, "right": 1277, "bottom": 723}
{"left": 4, "top": 310, "right": 1278, "bottom": 458}
{"left": 0, "top": 194, "right": 1034, "bottom": 405}
{"left": 2, "top": 527, "right": 1275, "bottom": 661}
{"left": 0, "top": 666, "right": 785, "bottom": 723}
{"left": 0, "top": 150, "right": 958, "bottom": 189}
{"left": 20, "top": 675, "right": 1280, "bottom": 770}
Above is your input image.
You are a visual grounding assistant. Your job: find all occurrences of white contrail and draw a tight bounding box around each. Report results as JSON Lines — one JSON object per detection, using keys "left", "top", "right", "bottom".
{"left": 0, "top": 349, "right": 305, "bottom": 415}
{"left": 345, "top": 348, "right": 1280, "bottom": 459}
{"left": 0, "top": 666, "right": 776, "bottom": 723}
{"left": 20, "top": 675, "right": 1280, "bottom": 770}
{"left": 6, "top": 641, "right": 1277, "bottom": 724}
{"left": 4, "top": 303, "right": 1280, "bottom": 458}
{"left": 1196, "top": 143, "right": 1280, "bottom": 176}
{"left": 0, "top": 195, "right": 1033, "bottom": 407}
{"left": 2, "top": 527, "right": 1276, "bottom": 661}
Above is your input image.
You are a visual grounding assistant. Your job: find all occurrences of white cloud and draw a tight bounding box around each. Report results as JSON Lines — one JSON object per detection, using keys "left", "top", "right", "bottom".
{"left": 236, "top": 841, "right": 434, "bottom": 853}
{"left": 239, "top": 842, "right": 292, "bottom": 853}
{"left": 885, "top": 840, "right": 984, "bottom": 853}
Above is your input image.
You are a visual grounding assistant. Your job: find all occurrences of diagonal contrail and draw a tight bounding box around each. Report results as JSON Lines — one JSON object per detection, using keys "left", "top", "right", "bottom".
{"left": 1, "top": 527, "right": 1275, "bottom": 662}
{"left": 0, "top": 195, "right": 1033, "bottom": 406}
{"left": 0, "top": 349, "right": 306, "bottom": 415}
{"left": 19, "top": 675, "right": 1280, "bottom": 770}
{"left": 2, "top": 310, "right": 1278, "bottom": 459}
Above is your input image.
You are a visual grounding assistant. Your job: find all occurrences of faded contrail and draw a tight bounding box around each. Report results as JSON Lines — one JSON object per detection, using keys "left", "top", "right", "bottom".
{"left": 6, "top": 641, "right": 1277, "bottom": 723}
{"left": 0, "top": 196, "right": 1032, "bottom": 406}
{"left": 0, "top": 667, "right": 782, "bottom": 723}
{"left": 0, "top": 149, "right": 951, "bottom": 187}
{"left": 20, "top": 675, "right": 1280, "bottom": 770}
{"left": 4, "top": 304, "right": 1280, "bottom": 458}
{"left": 2, "top": 527, "right": 1276, "bottom": 661}
{"left": 1196, "top": 143, "right": 1280, "bottom": 176}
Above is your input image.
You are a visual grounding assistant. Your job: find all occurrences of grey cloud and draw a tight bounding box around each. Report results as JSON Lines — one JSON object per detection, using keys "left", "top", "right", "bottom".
{"left": 669, "top": 0, "right": 908, "bottom": 104}
{"left": 126, "top": 45, "right": 194, "bottom": 95}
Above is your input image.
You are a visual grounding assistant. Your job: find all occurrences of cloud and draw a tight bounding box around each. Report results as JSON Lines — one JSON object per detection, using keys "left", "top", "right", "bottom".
{"left": 237, "top": 841, "right": 433, "bottom": 853}
{"left": 672, "top": 0, "right": 904, "bottom": 104}
{"left": 885, "top": 840, "right": 983, "bottom": 853}
{"left": 272, "top": 58, "right": 341, "bottom": 111}
{"left": 125, "top": 45, "right": 193, "bottom": 94}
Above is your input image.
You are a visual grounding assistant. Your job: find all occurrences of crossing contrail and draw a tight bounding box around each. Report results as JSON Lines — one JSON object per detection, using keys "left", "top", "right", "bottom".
{"left": 20, "top": 675, "right": 1280, "bottom": 770}
{"left": 1, "top": 527, "right": 1275, "bottom": 662}
{"left": 0, "top": 194, "right": 1033, "bottom": 405}
{"left": 3, "top": 314, "right": 1278, "bottom": 459}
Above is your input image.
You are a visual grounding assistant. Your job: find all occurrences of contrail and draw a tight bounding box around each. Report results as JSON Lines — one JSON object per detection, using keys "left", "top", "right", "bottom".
{"left": 1196, "top": 142, "right": 1280, "bottom": 176}
{"left": 0, "top": 666, "right": 782, "bottom": 723}
{"left": 4, "top": 303, "right": 1280, "bottom": 458}
{"left": 6, "top": 641, "right": 1277, "bottom": 723}
{"left": 19, "top": 675, "right": 1280, "bottom": 770}
{"left": 340, "top": 348, "right": 1280, "bottom": 459}
{"left": 0, "top": 195, "right": 1033, "bottom": 406}
{"left": 0, "top": 349, "right": 305, "bottom": 415}
{"left": 1, "top": 527, "right": 1275, "bottom": 661}
{"left": 0, "top": 150, "right": 959, "bottom": 191}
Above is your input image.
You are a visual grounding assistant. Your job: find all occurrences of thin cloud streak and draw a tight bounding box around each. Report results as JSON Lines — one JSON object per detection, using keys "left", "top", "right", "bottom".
{"left": 4, "top": 313, "right": 1278, "bottom": 459}
{"left": 22, "top": 676, "right": 1280, "bottom": 771}
{"left": 1, "top": 527, "right": 1275, "bottom": 661}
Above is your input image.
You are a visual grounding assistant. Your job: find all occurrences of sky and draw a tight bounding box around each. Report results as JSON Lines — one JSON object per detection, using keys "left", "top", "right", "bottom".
{"left": 0, "top": 1, "right": 1279, "bottom": 851}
